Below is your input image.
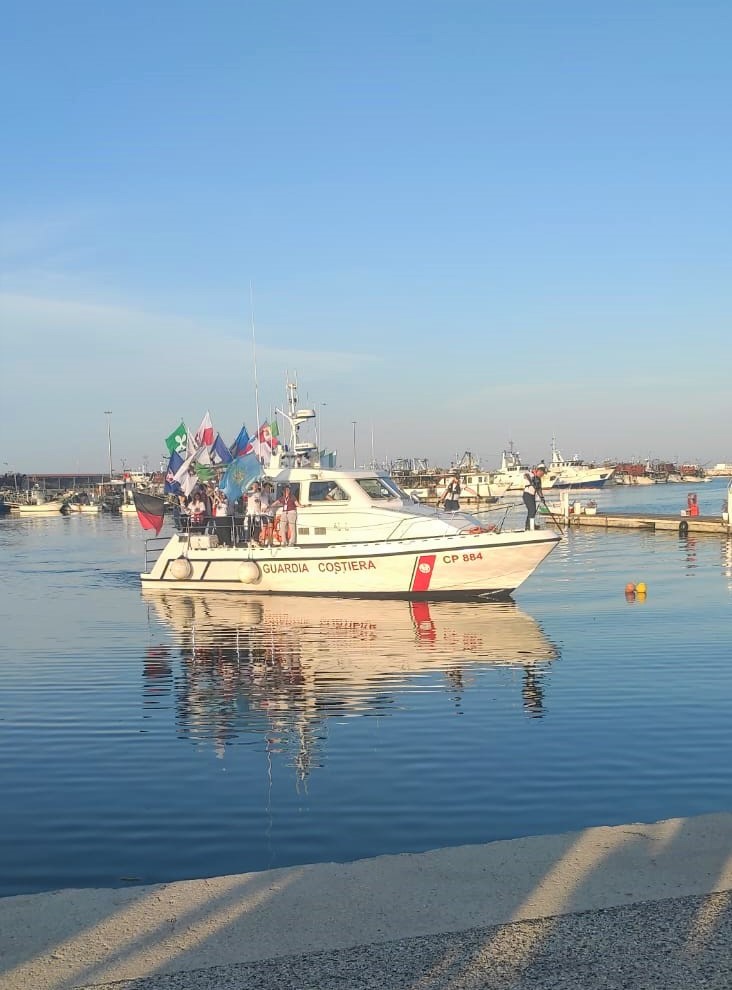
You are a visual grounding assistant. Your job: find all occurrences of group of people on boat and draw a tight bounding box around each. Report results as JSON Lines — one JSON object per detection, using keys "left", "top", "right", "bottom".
{"left": 172, "top": 480, "right": 300, "bottom": 547}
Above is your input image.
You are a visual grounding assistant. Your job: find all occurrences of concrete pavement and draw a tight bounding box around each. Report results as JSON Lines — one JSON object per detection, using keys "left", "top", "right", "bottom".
{"left": 3, "top": 812, "right": 732, "bottom": 989}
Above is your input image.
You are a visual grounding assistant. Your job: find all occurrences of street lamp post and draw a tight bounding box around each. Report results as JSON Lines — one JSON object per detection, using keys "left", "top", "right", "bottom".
{"left": 352, "top": 420, "right": 357, "bottom": 469}
{"left": 104, "top": 411, "right": 113, "bottom": 482}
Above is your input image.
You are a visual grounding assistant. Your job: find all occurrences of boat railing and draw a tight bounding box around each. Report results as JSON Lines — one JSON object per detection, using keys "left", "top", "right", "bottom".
{"left": 471, "top": 500, "right": 526, "bottom": 532}
{"left": 143, "top": 536, "right": 170, "bottom": 572}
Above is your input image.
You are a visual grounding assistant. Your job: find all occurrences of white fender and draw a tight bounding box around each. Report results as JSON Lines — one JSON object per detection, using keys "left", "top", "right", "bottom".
{"left": 238, "top": 561, "right": 261, "bottom": 584}
{"left": 170, "top": 556, "right": 193, "bottom": 580}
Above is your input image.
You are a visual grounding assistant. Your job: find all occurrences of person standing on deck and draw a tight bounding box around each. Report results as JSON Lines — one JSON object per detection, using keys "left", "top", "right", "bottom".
{"left": 245, "top": 482, "right": 263, "bottom": 544}
{"left": 258, "top": 483, "right": 274, "bottom": 545}
{"left": 522, "top": 472, "right": 537, "bottom": 531}
{"left": 212, "top": 490, "right": 232, "bottom": 545}
{"left": 531, "top": 467, "right": 546, "bottom": 512}
{"left": 273, "top": 484, "right": 299, "bottom": 546}
{"left": 188, "top": 491, "right": 207, "bottom": 533}
{"left": 439, "top": 475, "right": 461, "bottom": 512}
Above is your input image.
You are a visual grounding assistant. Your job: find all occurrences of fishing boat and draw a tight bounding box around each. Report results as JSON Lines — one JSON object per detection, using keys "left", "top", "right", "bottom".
{"left": 64, "top": 492, "right": 103, "bottom": 513}
{"left": 434, "top": 452, "right": 511, "bottom": 504}
{"left": 546, "top": 438, "right": 616, "bottom": 489}
{"left": 490, "top": 444, "right": 557, "bottom": 492}
{"left": 140, "top": 385, "right": 561, "bottom": 599}
{"left": 11, "top": 494, "right": 68, "bottom": 516}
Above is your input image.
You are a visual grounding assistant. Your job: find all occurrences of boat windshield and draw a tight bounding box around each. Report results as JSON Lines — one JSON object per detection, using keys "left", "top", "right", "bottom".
{"left": 357, "top": 476, "right": 408, "bottom": 500}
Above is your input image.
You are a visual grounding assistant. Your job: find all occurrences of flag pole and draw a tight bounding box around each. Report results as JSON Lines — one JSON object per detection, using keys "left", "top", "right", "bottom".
{"left": 250, "top": 281, "right": 261, "bottom": 445}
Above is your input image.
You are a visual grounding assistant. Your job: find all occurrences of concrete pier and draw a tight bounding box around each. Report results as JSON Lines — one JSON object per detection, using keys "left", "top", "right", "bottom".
{"left": 545, "top": 510, "right": 731, "bottom": 536}
{"left": 4, "top": 812, "right": 732, "bottom": 989}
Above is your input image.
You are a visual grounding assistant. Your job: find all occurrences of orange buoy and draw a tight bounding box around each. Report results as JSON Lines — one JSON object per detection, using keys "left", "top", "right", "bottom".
{"left": 625, "top": 582, "right": 636, "bottom": 594}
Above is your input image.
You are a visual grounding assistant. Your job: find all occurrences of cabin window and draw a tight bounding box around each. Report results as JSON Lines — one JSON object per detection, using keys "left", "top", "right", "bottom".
{"left": 357, "top": 477, "right": 399, "bottom": 500}
{"left": 314, "top": 527, "right": 326, "bottom": 535}
{"left": 309, "top": 481, "right": 349, "bottom": 502}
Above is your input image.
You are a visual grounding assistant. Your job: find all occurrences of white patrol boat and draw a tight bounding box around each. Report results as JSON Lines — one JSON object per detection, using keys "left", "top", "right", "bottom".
{"left": 547, "top": 437, "right": 615, "bottom": 490}
{"left": 140, "top": 387, "right": 561, "bottom": 599}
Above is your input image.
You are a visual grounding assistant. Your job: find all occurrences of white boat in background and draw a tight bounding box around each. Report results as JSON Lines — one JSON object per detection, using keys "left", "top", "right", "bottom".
{"left": 434, "top": 452, "right": 511, "bottom": 504}
{"left": 140, "top": 384, "right": 561, "bottom": 599}
{"left": 614, "top": 472, "right": 656, "bottom": 486}
{"left": 491, "top": 445, "right": 557, "bottom": 492}
{"left": 680, "top": 465, "right": 711, "bottom": 483}
{"left": 546, "top": 438, "right": 615, "bottom": 490}
{"left": 65, "top": 493, "right": 103, "bottom": 513}
{"left": 12, "top": 495, "right": 68, "bottom": 516}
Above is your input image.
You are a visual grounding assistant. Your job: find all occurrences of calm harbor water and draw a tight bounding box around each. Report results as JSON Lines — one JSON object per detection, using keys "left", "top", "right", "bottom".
{"left": 2, "top": 478, "right": 731, "bottom": 898}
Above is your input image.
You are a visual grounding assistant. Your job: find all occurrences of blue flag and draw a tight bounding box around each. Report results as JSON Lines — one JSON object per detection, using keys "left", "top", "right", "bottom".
{"left": 219, "top": 452, "right": 262, "bottom": 503}
{"left": 164, "top": 451, "right": 184, "bottom": 494}
{"left": 211, "top": 432, "right": 233, "bottom": 465}
{"left": 230, "top": 424, "right": 250, "bottom": 458}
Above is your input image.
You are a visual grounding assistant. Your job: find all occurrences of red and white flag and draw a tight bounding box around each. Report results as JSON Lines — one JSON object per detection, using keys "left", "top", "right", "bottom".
{"left": 248, "top": 422, "right": 275, "bottom": 465}
{"left": 194, "top": 411, "right": 214, "bottom": 448}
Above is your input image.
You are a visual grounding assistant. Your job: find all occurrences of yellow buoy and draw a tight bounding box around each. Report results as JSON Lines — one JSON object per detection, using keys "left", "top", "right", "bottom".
{"left": 636, "top": 582, "right": 647, "bottom": 594}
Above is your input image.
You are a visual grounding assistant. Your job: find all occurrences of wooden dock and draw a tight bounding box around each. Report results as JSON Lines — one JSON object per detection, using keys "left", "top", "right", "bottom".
{"left": 542, "top": 510, "right": 731, "bottom": 536}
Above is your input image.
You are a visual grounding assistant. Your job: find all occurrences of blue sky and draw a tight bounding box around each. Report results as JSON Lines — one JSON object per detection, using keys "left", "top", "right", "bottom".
{"left": 2, "top": 1, "right": 730, "bottom": 474}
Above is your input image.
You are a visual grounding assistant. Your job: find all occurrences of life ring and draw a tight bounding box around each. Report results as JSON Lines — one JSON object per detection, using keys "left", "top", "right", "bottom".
{"left": 170, "top": 556, "right": 193, "bottom": 580}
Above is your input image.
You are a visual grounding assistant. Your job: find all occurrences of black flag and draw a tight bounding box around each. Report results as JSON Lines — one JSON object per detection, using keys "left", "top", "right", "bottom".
{"left": 133, "top": 492, "right": 166, "bottom": 535}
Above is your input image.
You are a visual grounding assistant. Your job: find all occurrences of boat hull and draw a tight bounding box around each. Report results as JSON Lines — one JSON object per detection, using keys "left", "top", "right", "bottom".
{"left": 141, "top": 530, "right": 560, "bottom": 599}
{"left": 12, "top": 502, "right": 65, "bottom": 515}
{"left": 551, "top": 473, "right": 614, "bottom": 489}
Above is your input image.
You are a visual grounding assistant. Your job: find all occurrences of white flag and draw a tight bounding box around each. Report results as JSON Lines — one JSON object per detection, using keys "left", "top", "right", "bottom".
{"left": 194, "top": 411, "right": 214, "bottom": 447}
{"left": 173, "top": 448, "right": 202, "bottom": 497}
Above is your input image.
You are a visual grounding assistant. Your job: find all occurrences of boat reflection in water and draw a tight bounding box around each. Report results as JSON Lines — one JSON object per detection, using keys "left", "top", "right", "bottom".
{"left": 142, "top": 591, "right": 560, "bottom": 774}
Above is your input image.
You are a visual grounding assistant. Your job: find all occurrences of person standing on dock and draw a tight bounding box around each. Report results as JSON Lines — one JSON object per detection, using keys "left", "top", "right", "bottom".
{"left": 522, "top": 472, "right": 537, "bottom": 530}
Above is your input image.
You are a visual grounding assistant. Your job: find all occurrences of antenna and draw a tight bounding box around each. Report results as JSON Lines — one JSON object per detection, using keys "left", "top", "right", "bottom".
{"left": 250, "top": 281, "right": 261, "bottom": 438}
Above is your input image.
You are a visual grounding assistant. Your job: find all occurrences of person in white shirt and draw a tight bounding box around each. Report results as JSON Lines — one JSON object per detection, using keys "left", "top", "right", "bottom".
{"left": 213, "top": 491, "right": 231, "bottom": 544}
{"left": 245, "top": 482, "right": 263, "bottom": 544}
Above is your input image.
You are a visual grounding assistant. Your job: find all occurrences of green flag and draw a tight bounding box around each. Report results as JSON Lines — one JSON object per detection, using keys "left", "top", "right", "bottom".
{"left": 270, "top": 419, "right": 279, "bottom": 438}
{"left": 165, "top": 421, "right": 188, "bottom": 455}
{"left": 194, "top": 462, "right": 215, "bottom": 483}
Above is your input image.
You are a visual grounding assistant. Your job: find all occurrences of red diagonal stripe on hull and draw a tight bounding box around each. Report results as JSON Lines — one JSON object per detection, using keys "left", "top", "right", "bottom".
{"left": 411, "top": 554, "right": 436, "bottom": 592}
